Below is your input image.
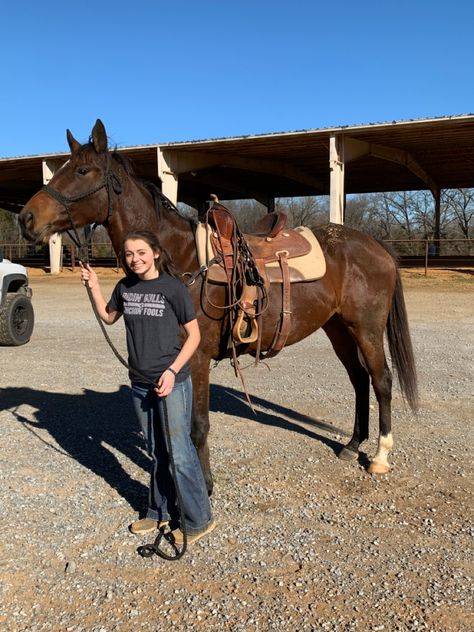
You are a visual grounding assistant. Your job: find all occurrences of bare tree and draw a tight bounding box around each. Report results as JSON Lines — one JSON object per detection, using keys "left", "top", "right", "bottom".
{"left": 408, "top": 191, "right": 436, "bottom": 237}
{"left": 276, "top": 196, "right": 328, "bottom": 228}
{"left": 345, "top": 194, "right": 385, "bottom": 237}
{"left": 224, "top": 199, "right": 267, "bottom": 232}
{"left": 0, "top": 209, "right": 21, "bottom": 243}
{"left": 381, "top": 191, "right": 421, "bottom": 238}
{"left": 443, "top": 189, "right": 474, "bottom": 241}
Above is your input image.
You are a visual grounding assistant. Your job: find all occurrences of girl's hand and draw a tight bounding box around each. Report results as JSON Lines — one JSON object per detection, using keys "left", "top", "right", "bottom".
{"left": 80, "top": 262, "right": 98, "bottom": 289}
{"left": 155, "top": 369, "right": 176, "bottom": 397}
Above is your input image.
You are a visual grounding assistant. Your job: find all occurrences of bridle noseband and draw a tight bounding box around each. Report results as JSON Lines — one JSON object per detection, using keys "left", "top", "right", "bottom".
{"left": 41, "top": 153, "right": 122, "bottom": 261}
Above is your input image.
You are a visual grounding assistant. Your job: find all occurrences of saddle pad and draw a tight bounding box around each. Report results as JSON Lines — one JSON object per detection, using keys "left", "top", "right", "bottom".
{"left": 265, "top": 226, "right": 326, "bottom": 282}
{"left": 195, "top": 223, "right": 326, "bottom": 284}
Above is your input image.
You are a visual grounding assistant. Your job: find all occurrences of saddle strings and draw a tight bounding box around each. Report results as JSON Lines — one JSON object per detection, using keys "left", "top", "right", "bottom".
{"left": 200, "top": 205, "right": 272, "bottom": 412}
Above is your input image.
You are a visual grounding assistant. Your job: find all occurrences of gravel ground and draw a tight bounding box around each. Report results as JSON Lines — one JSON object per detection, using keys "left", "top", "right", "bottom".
{"left": 0, "top": 268, "right": 473, "bottom": 632}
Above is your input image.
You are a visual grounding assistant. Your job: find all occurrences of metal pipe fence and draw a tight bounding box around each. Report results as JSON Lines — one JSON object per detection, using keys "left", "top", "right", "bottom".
{"left": 1, "top": 238, "right": 473, "bottom": 276}
{"left": 384, "top": 238, "right": 473, "bottom": 276}
{"left": 0, "top": 242, "right": 120, "bottom": 271}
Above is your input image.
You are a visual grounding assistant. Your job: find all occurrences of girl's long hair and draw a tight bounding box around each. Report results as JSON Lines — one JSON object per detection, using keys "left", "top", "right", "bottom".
{"left": 120, "top": 230, "right": 178, "bottom": 278}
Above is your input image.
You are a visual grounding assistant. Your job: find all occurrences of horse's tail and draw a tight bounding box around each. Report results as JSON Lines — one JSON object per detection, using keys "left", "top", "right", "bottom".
{"left": 386, "top": 266, "right": 419, "bottom": 412}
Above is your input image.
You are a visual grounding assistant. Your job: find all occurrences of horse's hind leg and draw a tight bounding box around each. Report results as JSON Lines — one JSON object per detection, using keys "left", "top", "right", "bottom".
{"left": 350, "top": 324, "right": 394, "bottom": 474}
{"left": 323, "top": 315, "right": 370, "bottom": 461}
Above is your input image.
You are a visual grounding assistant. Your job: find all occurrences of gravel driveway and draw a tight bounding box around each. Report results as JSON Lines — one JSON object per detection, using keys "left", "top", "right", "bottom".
{"left": 0, "top": 268, "right": 472, "bottom": 632}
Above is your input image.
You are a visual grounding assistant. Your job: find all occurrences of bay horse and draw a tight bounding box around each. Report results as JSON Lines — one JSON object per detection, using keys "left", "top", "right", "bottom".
{"left": 19, "top": 119, "right": 418, "bottom": 492}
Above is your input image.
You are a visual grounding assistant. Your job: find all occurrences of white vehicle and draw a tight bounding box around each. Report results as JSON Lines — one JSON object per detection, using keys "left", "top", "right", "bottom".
{"left": 0, "top": 249, "right": 34, "bottom": 345}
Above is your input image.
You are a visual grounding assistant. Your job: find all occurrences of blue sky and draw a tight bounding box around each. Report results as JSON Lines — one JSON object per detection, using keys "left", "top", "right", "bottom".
{"left": 2, "top": 1, "right": 473, "bottom": 157}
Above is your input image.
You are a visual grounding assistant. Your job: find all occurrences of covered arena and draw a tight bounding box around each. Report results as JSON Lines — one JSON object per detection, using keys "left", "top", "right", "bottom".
{"left": 1, "top": 114, "right": 474, "bottom": 271}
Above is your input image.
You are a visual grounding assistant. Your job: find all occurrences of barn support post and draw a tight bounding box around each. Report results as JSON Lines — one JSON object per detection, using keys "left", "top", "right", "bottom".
{"left": 157, "top": 148, "right": 178, "bottom": 206}
{"left": 42, "top": 159, "right": 64, "bottom": 274}
{"left": 329, "top": 134, "right": 345, "bottom": 224}
{"left": 433, "top": 188, "right": 441, "bottom": 256}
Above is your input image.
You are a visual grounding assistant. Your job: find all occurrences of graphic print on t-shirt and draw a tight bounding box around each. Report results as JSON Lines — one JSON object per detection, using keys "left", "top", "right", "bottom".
{"left": 122, "top": 291, "right": 166, "bottom": 317}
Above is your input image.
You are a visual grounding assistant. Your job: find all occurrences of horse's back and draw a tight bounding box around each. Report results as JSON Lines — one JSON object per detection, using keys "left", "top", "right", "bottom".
{"left": 312, "top": 223, "right": 398, "bottom": 323}
{"left": 314, "top": 223, "right": 397, "bottom": 279}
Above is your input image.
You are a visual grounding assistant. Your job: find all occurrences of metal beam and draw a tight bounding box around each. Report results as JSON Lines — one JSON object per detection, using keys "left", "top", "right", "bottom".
{"left": 156, "top": 148, "right": 325, "bottom": 193}
{"left": 433, "top": 188, "right": 441, "bottom": 255}
{"left": 344, "top": 137, "right": 439, "bottom": 194}
{"left": 188, "top": 171, "right": 271, "bottom": 205}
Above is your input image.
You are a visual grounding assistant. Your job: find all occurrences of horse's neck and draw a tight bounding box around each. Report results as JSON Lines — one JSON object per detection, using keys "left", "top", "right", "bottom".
{"left": 107, "top": 180, "right": 196, "bottom": 271}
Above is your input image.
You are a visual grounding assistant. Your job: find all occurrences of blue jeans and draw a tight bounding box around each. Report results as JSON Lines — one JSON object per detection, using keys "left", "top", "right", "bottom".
{"left": 131, "top": 378, "right": 212, "bottom": 535}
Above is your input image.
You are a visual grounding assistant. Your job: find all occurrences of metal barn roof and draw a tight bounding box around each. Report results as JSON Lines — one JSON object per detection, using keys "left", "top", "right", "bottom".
{"left": 1, "top": 114, "right": 474, "bottom": 213}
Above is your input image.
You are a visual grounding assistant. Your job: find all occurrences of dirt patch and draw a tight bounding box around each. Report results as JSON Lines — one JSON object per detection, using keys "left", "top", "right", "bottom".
{"left": 400, "top": 266, "right": 474, "bottom": 290}
{"left": 0, "top": 270, "right": 472, "bottom": 631}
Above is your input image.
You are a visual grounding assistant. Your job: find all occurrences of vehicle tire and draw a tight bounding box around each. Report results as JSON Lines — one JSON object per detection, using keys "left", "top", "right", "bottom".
{"left": 0, "top": 293, "right": 35, "bottom": 346}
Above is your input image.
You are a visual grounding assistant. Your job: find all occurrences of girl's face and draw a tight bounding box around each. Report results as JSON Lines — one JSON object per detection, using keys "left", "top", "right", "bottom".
{"left": 124, "top": 238, "right": 159, "bottom": 280}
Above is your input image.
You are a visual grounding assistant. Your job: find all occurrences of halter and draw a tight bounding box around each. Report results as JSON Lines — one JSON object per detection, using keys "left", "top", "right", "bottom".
{"left": 41, "top": 153, "right": 122, "bottom": 262}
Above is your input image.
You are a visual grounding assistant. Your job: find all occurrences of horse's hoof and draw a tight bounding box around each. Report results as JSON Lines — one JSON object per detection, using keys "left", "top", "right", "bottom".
{"left": 368, "top": 461, "right": 390, "bottom": 474}
{"left": 338, "top": 447, "right": 359, "bottom": 462}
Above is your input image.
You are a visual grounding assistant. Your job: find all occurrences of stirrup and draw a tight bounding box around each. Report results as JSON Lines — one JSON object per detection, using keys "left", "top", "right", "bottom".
{"left": 233, "top": 310, "right": 258, "bottom": 344}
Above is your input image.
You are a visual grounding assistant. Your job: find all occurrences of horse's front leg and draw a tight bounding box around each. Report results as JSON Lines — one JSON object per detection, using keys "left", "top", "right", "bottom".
{"left": 190, "top": 351, "right": 213, "bottom": 495}
{"left": 323, "top": 317, "right": 370, "bottom": 461}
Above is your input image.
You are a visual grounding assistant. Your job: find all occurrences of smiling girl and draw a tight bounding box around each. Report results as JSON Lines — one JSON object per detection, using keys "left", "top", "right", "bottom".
{"left": 80, "top": 230, "right": 215, "bottom": 546}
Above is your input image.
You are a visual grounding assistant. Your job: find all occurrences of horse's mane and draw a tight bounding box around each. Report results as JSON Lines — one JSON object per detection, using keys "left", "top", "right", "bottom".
{"left": 110, "top": 149, "right": 197, "bottom": 226}
{"left": 111, "top": 150, "right": 135, "bottom": 175}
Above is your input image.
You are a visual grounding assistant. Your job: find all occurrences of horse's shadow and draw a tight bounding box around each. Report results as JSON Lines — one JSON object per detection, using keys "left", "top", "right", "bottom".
{"left": 1, "top": 385, "right": 149, "bottom": 513}
{"left": 1, "top": 383, "right": 349, "bottom": 511}
{"left": 209, "top": 384, "right": 346, "bottom": 454}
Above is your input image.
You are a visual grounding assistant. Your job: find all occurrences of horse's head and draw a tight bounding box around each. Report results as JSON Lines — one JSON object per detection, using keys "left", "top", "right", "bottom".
{"left": 19, "top": 119, "right": 121, "bottom": 243}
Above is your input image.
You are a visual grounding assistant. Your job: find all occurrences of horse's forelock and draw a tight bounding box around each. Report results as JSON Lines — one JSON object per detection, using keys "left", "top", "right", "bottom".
{"left": 68, "top": 142, "right": 99, "bottom": 163}
{"left": 67, "top": 144, "right": 129, "bottom": 173}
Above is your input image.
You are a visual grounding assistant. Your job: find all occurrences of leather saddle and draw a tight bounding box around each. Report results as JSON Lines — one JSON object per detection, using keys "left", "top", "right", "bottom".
{"left": 198, "top": 202, "right": 325, "bottom": 356}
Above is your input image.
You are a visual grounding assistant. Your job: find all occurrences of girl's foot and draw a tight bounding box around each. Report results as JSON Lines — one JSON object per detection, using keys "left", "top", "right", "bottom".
{"left": 129, "top": 517, "right": 169, "bottom": 535}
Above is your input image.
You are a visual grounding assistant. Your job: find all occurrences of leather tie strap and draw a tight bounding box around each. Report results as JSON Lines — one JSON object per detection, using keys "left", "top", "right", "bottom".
{"left": 263, "top": 251, "right": 291, "bottom": 358}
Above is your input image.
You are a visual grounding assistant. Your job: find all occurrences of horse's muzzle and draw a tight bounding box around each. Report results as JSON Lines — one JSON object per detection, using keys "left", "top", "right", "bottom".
{"left": 19, "top": 210, "right": 33, "bottom": 231}
{"left": 18, "top": 209, "right": 48, "bottom": 243}
{"left": 18, "top": 209, "right": 36, "bottom": 240}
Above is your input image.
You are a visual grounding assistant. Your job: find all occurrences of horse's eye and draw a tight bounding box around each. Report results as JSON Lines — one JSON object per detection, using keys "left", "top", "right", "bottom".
{"left": 76, "top": 167, "right": 90, "bottom": 176}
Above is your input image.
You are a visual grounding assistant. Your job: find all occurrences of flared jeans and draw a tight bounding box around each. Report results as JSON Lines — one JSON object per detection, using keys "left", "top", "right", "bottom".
{"left": 131, "top": 377, "right": 212, "bottom": 535}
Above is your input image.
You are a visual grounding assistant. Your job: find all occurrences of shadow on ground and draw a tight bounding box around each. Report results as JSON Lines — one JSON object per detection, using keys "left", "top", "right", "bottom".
{"left": 210, "top": 383, "right": 346, "bottom": 454}
{"left": 1, "top": 384, "right": 348, "bottom": 508}
{"left": 1, "top": 385, "right": 149, "bottom": 512}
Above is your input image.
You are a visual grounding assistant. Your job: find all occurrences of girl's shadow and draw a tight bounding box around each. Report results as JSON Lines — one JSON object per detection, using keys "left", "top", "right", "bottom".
{"left": 2, "top": 383, "right": 352, "bottom": 511}
{"left": 1, "top": 385, "right": 149, "bottom": 512}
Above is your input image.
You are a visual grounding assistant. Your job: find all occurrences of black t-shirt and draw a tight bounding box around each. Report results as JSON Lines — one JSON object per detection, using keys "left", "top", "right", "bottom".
{"left": 107, "top": 273, "right": 196, "bottom": 384}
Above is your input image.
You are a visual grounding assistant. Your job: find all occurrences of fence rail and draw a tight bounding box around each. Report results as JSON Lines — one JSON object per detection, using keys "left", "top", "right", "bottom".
{"left": 0, "top": 242, "right": 119, "bottom": 271}
{"left": 1, "top": 238, "right": 473, "bottom": 275}
{"left": 384, "top": 238, "right": 473, "bottom": 275}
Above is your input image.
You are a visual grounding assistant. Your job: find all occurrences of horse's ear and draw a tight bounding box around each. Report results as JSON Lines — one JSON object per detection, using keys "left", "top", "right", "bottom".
{"left": 91, "top": 119, "right": 108, "bottom": 153}
{"left": 66, "top": 129, "right": 81, "bottom": 154}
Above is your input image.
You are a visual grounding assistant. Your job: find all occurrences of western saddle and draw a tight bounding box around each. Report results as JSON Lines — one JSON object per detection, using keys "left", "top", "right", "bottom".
{"left": 204, "top": 200, "right": 315, "bottom": 359}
